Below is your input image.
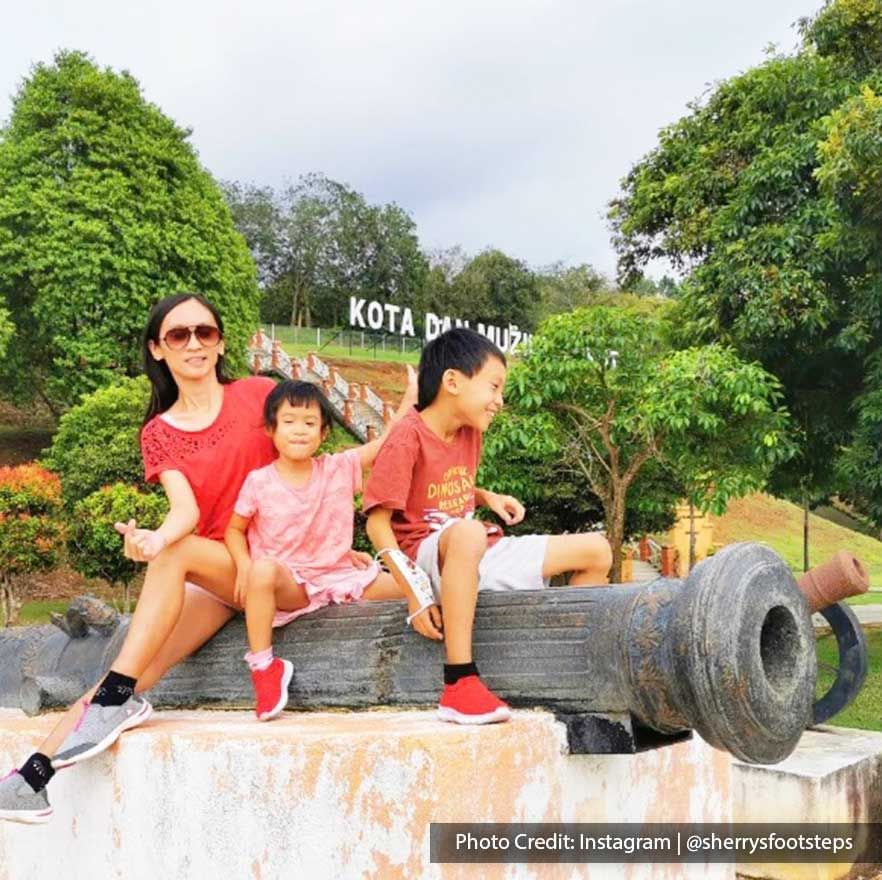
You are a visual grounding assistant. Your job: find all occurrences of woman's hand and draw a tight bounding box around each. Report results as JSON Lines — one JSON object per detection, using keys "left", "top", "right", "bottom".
{"left": 484, "top": 492, "right": 526, "bottom": 526}
{"left": 233, "top": 560, "right": 251, "bottom": 606}
{"left": 347, "top": 549, "right": 374, "bottom": 569}
{"left": 114, "top": 520, "right": 168, "bottom": 562}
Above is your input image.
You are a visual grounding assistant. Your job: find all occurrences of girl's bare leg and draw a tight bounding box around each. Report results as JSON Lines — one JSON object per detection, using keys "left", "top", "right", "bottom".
{"left": 244, "top": 560, "right": 309, "bottom": 653}
{"left": 361, "top": 572, "right": 405, "bottom": 601}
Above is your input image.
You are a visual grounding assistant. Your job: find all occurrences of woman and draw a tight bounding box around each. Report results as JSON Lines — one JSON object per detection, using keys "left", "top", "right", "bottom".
{"left": 0, "top": 292, "right": 341, "bottom": 823}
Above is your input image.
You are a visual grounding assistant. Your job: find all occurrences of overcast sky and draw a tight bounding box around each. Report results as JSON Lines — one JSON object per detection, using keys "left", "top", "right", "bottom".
{"left": 1, "top": 0, "right": 814, "bottom": 278}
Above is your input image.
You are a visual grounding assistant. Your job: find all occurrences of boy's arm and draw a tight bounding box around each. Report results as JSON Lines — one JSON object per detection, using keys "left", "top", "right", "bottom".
{"left": 366, "top": 508, "right": 443, "bottom": 641}
{"left": 475, "top": 487, "right": 526, "bottom": 526}
{"left": 359, "top": 366, "right": 418, "bottom": 471}
{"left": 224, "top": 513, "right": 253, "bottom": 606}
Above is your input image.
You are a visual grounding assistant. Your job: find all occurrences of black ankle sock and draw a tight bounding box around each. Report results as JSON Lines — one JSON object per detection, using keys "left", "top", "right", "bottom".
{"left": 92, "top": 670, "right": 137, "bottom": 707}
{"left": 444, "top": 662, "right": 479, "bottom": 685}
{"left": 18, "top": 752, "right": 54, "bottom": 793}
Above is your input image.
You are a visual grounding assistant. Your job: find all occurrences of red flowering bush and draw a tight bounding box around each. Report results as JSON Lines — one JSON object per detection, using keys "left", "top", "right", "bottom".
{"left": 0, "top": 465, "right": 63, "bottom": 626}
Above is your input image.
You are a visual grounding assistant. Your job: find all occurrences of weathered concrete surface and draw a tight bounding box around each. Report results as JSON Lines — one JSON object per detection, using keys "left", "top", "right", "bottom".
{"left": 0, "top": 707, "right": 733, "bottom": 880}
{"left": 734, "top": 726, "right": 882, "bottom": 880}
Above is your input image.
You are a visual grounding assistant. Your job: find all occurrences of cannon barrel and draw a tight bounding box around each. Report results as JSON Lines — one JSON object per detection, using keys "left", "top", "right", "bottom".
{"left": 0, "top": 542, "right": 815, "bottom": 764}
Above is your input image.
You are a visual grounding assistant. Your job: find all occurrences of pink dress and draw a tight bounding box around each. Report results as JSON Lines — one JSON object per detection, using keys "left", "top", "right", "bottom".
{"left": 233, "top": 449, "right": 381, "bottom": 627}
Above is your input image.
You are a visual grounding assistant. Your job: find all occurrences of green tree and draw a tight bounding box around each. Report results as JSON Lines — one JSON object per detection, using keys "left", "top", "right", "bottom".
{"left": 482, "top": 308, "right": 793, "bottom": 579}
{"left": 451, "top": 249, "right": 541, "bottom": 333}
{"left": 43, "top": 376, "right": 152, "bottom": 509}
{"left": 535, "top": 262, "right": 609, "bottom": 321}
{"left": 608, "top": 0, "right": 882, "bottom": 526}
{"left": 225, "top": 173, "right": 428, "bottom": 329}
{"left": 0, "top": 50, "right": 259, "bottom": 414}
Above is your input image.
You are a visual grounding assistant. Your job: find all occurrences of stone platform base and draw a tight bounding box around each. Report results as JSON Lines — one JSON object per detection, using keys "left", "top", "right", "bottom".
{"left": 734, "top": 726, "right": 882, "bottom": 880}
{"left": 0, "top": 707, "right": 732, "bottom": 880}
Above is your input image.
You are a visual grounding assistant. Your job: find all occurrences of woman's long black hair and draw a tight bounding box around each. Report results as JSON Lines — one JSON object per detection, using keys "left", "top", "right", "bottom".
{"left": 142, "top": 292, "right": 233, "bottom": 426}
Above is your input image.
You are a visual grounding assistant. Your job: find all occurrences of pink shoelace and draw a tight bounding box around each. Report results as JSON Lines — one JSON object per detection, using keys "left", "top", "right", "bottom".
{"left": 72, "top": 699, "right": 91, "bottom": 733}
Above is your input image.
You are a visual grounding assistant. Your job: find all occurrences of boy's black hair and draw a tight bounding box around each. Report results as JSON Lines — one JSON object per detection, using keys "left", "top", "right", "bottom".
{"left": 417, "top": 328, "right": 506, "bottom": 411}
{"left": 263, "top": 380, "right": 336, "bottom": 431}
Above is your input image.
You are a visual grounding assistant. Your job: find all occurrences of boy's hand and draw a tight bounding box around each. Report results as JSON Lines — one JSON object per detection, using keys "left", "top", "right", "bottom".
{"left": 233, "top": 561, "right": 251, "bottom": 606}
{"left": 348, "top": 549, "right": 373, "bottom": 569}
{"left": 408, "top": 599, "right": 443, "bottom": 640}
{"left": 485, "top": 492, "right": 526, "bottom": 526}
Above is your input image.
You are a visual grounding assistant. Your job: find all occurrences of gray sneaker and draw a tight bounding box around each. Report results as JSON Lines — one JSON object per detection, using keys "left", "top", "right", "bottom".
{"left": 52, "top": 695, "right": 153, "bottom": 769}
{"left": 0, "top": 770, "right": 52, "bottom": 824}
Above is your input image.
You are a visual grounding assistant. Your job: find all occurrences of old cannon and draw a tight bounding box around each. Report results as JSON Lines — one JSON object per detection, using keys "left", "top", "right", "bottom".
{"left": 0, "top": 542, "right": 822, "bottom": 764}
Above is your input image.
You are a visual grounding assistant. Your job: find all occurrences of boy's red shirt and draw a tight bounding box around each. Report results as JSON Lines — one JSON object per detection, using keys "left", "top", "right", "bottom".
{"left": 362, "top": 407, "right": 502, "bottom": 560}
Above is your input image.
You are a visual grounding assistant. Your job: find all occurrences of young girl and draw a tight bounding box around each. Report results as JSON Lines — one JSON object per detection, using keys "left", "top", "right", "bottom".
{"left": 224, "top": 377, "right": 414, "bottom": 720}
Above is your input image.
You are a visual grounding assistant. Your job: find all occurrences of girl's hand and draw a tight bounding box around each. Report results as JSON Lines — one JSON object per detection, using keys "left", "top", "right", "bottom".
{"left": 484, "top": 492, "right": 526, "bottom": 526}
{"left": 348, "top": 549, "right": 373, "bottom": 570}
{"left": 402, "top": 365, "right": 418, "bottom": 410}
{"left": 114, "top": 520, "right": 167, "bottom": 562}
{"left": 234, "top": 561, "right": 252, "bottom": 607}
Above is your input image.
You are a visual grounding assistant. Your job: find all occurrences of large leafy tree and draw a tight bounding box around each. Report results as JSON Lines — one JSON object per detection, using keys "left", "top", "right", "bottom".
{"left": 609, "top": 0, "right": 882, "bottom": 525}
{"left": 481, "top": 307, "right": 793, "bottom": 580}
{"left": 0, "top": 50, "right": 259, "bottom": 414}
{"left": 225, "top": 173, "right": 428, "bottom": 329}
{"left": 450, "top": 249, "right": 541, "bottom": 333}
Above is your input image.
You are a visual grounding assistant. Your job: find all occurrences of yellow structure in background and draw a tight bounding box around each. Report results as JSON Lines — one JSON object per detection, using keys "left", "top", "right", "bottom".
{"left": 667, "top": 502, "right": 715, "bottom": 575}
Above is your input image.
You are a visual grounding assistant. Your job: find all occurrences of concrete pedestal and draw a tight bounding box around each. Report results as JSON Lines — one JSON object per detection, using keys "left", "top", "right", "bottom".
{"left": 0, "top": 707, "right": 733, "bottom": 880}
{"left": 734, "top": 726, "right": 882, "bottom": 880}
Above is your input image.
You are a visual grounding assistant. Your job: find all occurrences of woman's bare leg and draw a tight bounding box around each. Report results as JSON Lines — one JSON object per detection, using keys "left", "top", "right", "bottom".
{"left": 33, "top": 587, "right": 236, "bottom": 759}
{"left": 111, "top": 535, "right": 238, "bottom": 678}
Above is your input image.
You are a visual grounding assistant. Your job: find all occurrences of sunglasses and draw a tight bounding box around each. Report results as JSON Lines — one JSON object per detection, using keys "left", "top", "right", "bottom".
{"left": 161, "top": 324, "right": 222, "bottom": 350}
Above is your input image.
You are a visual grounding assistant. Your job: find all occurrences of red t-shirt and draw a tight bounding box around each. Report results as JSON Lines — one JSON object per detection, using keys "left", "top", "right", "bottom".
{"left": 362, "top": 407, "right": 502, "bottom": 560}
{"left": 140, "top": 376, "right": 277, "bottom": 540}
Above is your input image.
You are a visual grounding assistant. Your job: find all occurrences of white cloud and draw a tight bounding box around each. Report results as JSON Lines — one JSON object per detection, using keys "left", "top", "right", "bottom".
{"left": 0, "top": 0, "right": 812, "bottom": 276}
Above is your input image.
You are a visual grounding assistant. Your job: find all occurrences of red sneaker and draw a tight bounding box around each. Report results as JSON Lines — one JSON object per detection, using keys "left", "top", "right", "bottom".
{"left": 437, "top": 675, "right": 511, "bottom": 725}
{"left": 251, "top": 657, "right": 294, "bottom": 721}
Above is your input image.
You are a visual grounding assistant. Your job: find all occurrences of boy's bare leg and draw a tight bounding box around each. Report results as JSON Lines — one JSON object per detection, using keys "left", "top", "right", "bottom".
{"left": 34, "top": 588, "right": 236, "bottom": 758}
{"left": 436, "top": 520, "right": 487, "bottom": 663}
{"left": 542, "top": 533, "right": 612, "bottom": 586}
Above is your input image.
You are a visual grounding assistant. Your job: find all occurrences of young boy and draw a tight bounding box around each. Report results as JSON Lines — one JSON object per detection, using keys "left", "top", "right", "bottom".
{"left": 363, "top": 327, "right": 612, "bottom": 725}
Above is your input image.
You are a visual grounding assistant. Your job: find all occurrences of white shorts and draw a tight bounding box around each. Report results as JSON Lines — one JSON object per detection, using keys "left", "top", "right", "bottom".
{"left": 414, "top": 530, "right": 550, "bottom": 598}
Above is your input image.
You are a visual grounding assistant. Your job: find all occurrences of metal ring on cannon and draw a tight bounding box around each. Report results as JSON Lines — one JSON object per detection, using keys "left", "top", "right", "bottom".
{"left": 812, "top": 601, "right": 868, "bottom": 725}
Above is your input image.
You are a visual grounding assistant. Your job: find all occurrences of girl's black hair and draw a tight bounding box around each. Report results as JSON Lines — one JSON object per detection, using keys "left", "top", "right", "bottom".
{"left": 263, "top": 380, "right": 336, "bottom": 431}
{"left": 417, "top": 327, "right": 506, "bottom": 411}
{"left": 141, "top": 292, "right": 232, "bottom": 426}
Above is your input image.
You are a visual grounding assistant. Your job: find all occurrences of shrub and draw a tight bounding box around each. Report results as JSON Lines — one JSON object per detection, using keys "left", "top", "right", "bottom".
{"left": 68, "top": 483, "right": 168, "bottom": 612}
{"left": 0, "top": 465, "right": 63, "bottom": 626}
{"left": 43, "top": 376, "right": 152, "bottom": 509}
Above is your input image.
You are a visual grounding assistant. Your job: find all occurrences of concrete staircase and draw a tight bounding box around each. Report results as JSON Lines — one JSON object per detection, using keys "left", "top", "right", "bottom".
{"left": 248, "top": 330, "right": 394, "bottom": 441}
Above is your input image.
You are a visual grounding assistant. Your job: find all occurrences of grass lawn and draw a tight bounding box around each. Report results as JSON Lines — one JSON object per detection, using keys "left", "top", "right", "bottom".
{"left": 271, "top": 326, "right": 421, "bottom": 365}
{"left": 16, "top": 600, "right": 70, "bottom": 626}
{"left": 816, "top": 627, "right": 882, "bottom": 731}
{"left": 845, "top": 592, "right": 882, "bottom": 605}
{"left": 712, "top": 494, "right": 882, "bottom": 586}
